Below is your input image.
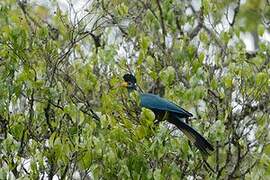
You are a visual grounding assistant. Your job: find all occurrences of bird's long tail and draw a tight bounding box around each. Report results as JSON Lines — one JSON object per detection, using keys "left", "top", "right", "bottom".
{"left": 169, "top": 114, "right": 214, "bottom": 156}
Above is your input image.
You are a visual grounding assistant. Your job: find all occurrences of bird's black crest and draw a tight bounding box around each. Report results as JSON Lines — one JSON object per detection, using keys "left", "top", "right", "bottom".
{"left": 123, "top": 74, "right": 137, "bottom": 84}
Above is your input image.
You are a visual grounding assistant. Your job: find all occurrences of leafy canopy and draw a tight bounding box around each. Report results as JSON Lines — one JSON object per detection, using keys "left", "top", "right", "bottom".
{"left": 0, "top": 0, "right": 269, "bottom": 179}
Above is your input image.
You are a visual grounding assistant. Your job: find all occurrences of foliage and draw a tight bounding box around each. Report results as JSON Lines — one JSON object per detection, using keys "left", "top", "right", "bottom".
{"left": 0, "top": 0, "right": 269, "bottom": 179}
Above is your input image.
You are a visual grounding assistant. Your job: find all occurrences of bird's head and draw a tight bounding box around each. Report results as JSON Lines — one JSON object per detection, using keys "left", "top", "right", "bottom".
{"left": 121, "top": 74, "right": 137, "bottom": 90}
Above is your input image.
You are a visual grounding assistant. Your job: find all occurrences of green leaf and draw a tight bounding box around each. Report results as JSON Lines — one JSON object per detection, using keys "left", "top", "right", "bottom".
{"left": 159, "top": 66, "right": 175, "bottom": 85}
{"left": 199, "top": 31, "right": 208, "bottom": 43}
{"left": 198, "top": 52, "right": 205, "bottom": 63}
{"left": 117, "top": 3, "right": 129, "bottom": 16}
{"left": 48, "top": 132, "right": 57, "bottom": 148}
{"left": 140, "top": 36, "right": 150, "bottom": 53}
{"left": 79, "top": 150, "right": 92, "bottom": 170}
{"left": 256, "top": 72, "right": 268, "bottom": 84}
{"left": 223, "top": 75, "right": 233, "bottom": 88}
{"left": 146, "top": 56, "right": 155, "bottom": 67}
{"left": 128, "top": 24, "right": 137, "bottom": 37}
{"left": 210, "top": 78, "right": 218, "bottom": 89}
{"left": 181, "top": 140, "right": 190, "bottom": 157}
{"left": 140, "top": 108, "right": 155, "bottom": 126}
{"left": 100, "top": 115, "right": 109, "bottom": 129}
{"left": 258, "top": 24, "right": 265, "bottom": 36}
{"left": 135, "top": 125, "right": 147, "bottom": 139}
{"left": 137, "top": 50, "right": 144, "bottom": 65}
{"left": 153, "top": 169, "right": 163, "bottom": 180}
{"left": 221, "top": 31, "right": 230, "bottom": 44}
{"left": 0, "top": 169, "right": 7, "bottom": 180}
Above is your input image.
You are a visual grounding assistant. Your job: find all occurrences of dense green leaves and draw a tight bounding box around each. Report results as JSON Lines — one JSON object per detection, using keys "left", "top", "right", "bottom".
{"left": 0, "top": 0, "right": 269, "bottom": 179}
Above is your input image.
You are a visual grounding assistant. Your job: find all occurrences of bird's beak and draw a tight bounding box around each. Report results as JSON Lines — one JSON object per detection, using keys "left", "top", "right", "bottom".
{"left": 114, "top": 82, "right": 128, "bottom": 89}
{"left": 120, "top": 82, "right": 128, "bottom": 87}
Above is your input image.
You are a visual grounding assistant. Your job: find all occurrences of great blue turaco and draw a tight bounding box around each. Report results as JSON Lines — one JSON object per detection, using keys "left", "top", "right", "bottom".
{"left": 120, "top": 74, "right": 214, "bottom": 156}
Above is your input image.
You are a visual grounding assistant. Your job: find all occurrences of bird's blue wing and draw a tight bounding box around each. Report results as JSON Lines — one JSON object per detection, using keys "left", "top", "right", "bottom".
{"left": 140, "top": 93, "right": 193, "bottom": 117}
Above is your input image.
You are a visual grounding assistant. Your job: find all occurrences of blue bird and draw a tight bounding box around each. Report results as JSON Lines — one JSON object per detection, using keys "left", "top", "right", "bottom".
{"left": 121, "top": 74, "right": 214, "bottom": 156}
